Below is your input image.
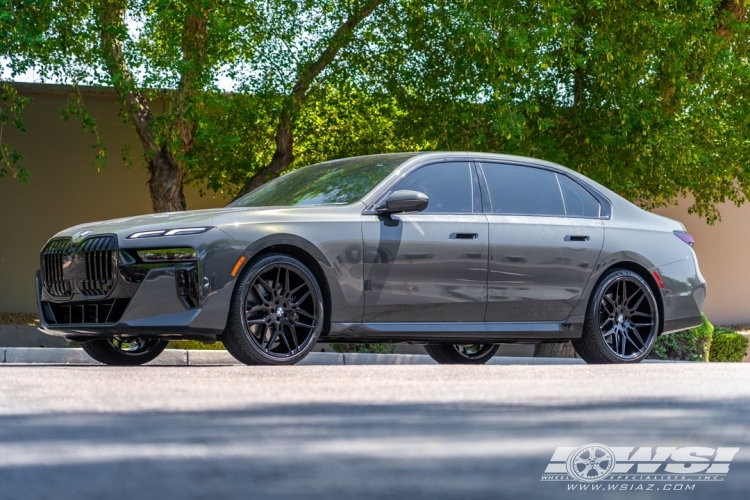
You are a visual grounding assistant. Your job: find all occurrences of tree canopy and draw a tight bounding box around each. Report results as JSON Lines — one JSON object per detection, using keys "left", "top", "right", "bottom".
{"left": 1, "top": 0, "right": 749, "bottom": 222}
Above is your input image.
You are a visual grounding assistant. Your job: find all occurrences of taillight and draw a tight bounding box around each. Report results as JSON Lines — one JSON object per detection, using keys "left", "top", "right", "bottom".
{"left": 674, "top": 230, "right": 694, "bottom": 247}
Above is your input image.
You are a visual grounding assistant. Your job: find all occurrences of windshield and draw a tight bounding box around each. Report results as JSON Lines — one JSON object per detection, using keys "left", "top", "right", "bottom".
{"left": 230, "top": 154, "right": 417, "bottom": 208}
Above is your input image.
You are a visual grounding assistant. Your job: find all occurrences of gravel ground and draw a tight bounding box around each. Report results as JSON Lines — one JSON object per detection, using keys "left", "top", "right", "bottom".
{"left": 0, "top": 363, "right": 748, "bottom": 499}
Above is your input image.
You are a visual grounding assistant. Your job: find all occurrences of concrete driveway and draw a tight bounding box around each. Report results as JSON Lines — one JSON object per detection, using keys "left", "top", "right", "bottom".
{"left": 0, "top": 363, "right": 748, "bottom": 499}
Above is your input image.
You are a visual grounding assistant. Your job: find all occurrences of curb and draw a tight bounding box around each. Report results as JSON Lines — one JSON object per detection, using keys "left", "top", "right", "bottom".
{"left": 0, "top": 348, "right": 679, "bottom": 366}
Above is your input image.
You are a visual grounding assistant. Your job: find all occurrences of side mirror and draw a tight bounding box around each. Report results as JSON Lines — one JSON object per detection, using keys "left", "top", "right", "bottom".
{"left": 378, "top": 190, "right": 429, "bottom": 214}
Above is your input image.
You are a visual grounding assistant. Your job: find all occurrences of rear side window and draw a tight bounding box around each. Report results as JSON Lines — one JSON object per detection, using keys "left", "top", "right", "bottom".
{"left": 557, "top": 174, "right": 601, "bottom": 218}
{"left": 393, "top": 162, "right": 473, "bottom": 213}
{"left": 480, "top": 163, "right": 565, "bottom": 216}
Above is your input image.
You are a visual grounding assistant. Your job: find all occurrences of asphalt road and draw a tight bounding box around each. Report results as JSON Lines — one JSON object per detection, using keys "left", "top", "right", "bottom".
{"left": 0, "top": 363, "right": 749, "bottom": 499}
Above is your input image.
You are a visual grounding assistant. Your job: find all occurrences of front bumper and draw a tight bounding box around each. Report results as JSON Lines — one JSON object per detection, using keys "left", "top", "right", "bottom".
{"left": 36, "top": 230, "right": 246, "bottom": 342}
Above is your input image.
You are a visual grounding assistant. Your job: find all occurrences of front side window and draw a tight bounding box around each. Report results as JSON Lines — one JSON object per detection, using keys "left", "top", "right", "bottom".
{"left": 481, "top": 163, "right": 565, "bottom": 216}
{"left": 231, "top": 154, "right": 416, "bottom": 208}
{"left": 392, "top": 162, "right": 473, "bottom": 213}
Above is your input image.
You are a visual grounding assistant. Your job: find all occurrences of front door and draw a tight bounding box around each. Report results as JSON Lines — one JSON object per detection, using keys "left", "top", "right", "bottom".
{"left": 478, "top": 162, "right": 604, "bottom": 322}
{"left": 362, "top": 161, "right": 488, "bottom": 322}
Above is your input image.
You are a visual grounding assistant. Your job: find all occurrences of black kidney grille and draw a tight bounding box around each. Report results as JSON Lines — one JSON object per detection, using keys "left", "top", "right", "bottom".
{"left": 78, "top": 236, "right": 118, "bottom": 297}
{"left": 41, "top": 239, "right": 72, "bottom": 298}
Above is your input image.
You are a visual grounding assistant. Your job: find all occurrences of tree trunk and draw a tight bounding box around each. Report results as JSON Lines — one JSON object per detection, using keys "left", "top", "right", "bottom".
{"left": 233, "top": 0, "right": 385, "bottom": 200}
{"left": 534, "top": 342, "right": 579, "bottom": 358}
{"left": 232, "top": 116, "right": 293, "bottom": 200}
{"left": 147, "top": 146, "right": 187, "bottom": 212}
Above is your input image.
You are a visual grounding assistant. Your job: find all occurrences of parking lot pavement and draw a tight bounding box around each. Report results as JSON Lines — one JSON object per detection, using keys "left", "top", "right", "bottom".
{"left": 0, "top": 364, "right": 749, "bottom": 500}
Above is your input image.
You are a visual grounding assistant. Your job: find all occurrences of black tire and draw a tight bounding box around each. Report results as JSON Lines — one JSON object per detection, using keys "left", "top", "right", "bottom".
{"left": 573, "top": 269, "right": 660, "bottom": 364}
{"left": 424, "top": 344, "right": 500, "bottom": 364}
{"left": 81, "top": 338, "right": 168, "bottom": 366}
{"left": 221, "top": 253, "right": 325, "bottom": 366}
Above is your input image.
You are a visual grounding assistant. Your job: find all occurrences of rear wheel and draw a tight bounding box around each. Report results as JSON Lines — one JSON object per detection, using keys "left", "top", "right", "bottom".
{"left": 424, "top": 344, "right": 499, "bottom": 364}
{"left": 573, "top": 269, "right": 659, "bottom": 364}
{"left": 222, "top": 254, "right": 324, "bottom": 365}
{"left": 81, "top": 338, "right": 168, "bottom": 366}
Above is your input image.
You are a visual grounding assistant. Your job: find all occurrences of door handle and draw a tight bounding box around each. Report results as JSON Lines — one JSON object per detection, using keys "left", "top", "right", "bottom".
{"left": 450, "top": 233, "right": 478, "bottom": 240}
{"left": 565, "top": 235, "right": 590, "bottom": 242}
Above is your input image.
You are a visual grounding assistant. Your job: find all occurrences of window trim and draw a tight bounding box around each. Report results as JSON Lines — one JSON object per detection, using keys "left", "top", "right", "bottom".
{"left": 475, "top": 161, "right": 611, "bottom": 219}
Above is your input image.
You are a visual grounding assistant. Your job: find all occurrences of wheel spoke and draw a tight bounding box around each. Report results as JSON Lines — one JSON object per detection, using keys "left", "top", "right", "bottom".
{"left": 628, "top": 293, "right": 645, "bottom": 312}
{"left": 631, "top": 311, "right": 652, "bottom": 317}
{"left": 602, "top": 295, "right": 616, "bottom": 313}
{"left": 246, "top": 318, "right": 267, "bottom": 324}
{"left": 631, "top": 322, "right": 654, "bottom": 327}
{"left": 296, "top": 309, "right": 315, "bottom": 319}
{"left": 601, "top": 328, "right": 616, "bottom": 338}
{"left": 255, "top": 278, "right": 275, "bottom": 296}
{"left": 289, "top": 282, "right": 306, "bottom": 296}
{"left": 293, "top": 320, "right": 314, "bottom": 329}
{"left": 265, "top": 327, "right": 279, "bottom": 350}
{"left": 627, "top": 326, "right": 645, "bottom": 347}
{"left": 287, "top": 324, "right": 299, "bottom": 349}
{"left": 625, "top": 286, "right": 642, "bottom": 306}
{"left": 246, "top": 304, "right": 264, "bottom": 313}
{"left": 294, "top": 289, "right": 312, "bottom": 306}
{"left": 278, "top": 326, "right": 292, "bottom": 351}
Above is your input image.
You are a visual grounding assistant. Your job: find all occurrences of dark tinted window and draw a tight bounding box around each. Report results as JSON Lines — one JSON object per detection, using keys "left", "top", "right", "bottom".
{"left": 393, "top": 162, "right": 473, "bottom": 213}
{"left": 557, "top": 174, "right": 600, "bottom": 217}
{"left": 231, "top": 154, "right": 416, "bottom": 207}
{"left": 481, "top": 163, "right": 565, "bottom": 216}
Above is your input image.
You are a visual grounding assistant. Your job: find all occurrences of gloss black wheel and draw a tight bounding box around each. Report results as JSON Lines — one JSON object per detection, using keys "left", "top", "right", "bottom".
{"left": 424, "top": 343, "right": 499, "bottom": 364}
{"left": 573, "top": 269, "right": 659, "bottom": 364}
{"left": 222, "top": 254, "right": 324, "bottom": 365}
{"left": 81, "top": 338, "right": 168, "bottom": 365}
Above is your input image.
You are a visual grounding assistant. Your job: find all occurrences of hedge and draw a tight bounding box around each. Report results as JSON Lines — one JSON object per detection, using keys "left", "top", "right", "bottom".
{"left": 329, "top": 343, "right": 396, "bottom": 354}
{"left": 709, "top": 327, "right": 749, "bottom": 362}
{"left": 649, "top": 314, "right": 713, "bottom": 362}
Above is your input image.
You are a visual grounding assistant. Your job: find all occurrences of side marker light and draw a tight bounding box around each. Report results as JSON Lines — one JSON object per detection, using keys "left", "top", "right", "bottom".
{"left": 231, "top": 256, "right": 246, "bottom": 277}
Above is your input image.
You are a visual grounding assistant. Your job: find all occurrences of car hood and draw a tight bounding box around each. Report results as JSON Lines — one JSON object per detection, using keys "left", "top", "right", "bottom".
{"left": 50, "top": 203, "right": 366, "bottom": 241}
{"left": 51, "top": 206, "right": 273, "bottom": 239}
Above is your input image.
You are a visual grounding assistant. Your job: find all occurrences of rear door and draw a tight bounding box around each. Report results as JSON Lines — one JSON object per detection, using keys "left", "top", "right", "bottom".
{"left": 478, "top": 162, "right": 604, "bottom": 322}
{"left": 361, "top": 161, "right": 488, "bottom": 322}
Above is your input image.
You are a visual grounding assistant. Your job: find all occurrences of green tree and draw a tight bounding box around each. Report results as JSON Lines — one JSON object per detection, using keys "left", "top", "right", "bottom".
{"left": 1, "top": 0, "right": 387, "bottom": 211}
{"left": 0, "top": 84, "right": 31, "bottom": 183}
{"left": 342, "top": 0, "right": 749, "bottom": 222}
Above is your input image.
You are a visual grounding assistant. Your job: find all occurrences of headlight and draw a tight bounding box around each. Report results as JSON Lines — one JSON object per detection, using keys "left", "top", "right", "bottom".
{"left": 136, "top": 248, "right": 197, "bottom": 262}
{"left": 127, "top": 227, "right": 212, "bottom": 239}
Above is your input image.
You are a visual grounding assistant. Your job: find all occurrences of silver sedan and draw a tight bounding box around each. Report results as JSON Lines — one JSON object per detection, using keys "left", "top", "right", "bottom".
{"left": 36, "top": 152, "right": 706, "bottom": 365}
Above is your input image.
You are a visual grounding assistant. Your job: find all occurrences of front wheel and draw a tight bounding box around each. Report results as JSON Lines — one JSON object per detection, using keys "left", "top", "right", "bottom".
{"left": 424, "top": 344, "right": 499, "bottom": 364}
{"left": 221, "top": 254, "right": 325, "bottom": 366}
{"left": 81, "top": 338, "right": 168, "bottom": 366}
{"left": 573, "top": 269, "right": 660, "bottom": 364}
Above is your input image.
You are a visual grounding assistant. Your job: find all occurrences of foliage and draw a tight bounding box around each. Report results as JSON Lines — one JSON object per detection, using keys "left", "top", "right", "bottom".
{"left": 354, "top": 0, "right": 750, "bottom": 223}
{"left": 167, "top": 340, "right": 225, "bottom": 350}
{"left": 2, "top": 1, "right": 749, "bottom": 221}
{"left": 649, "top": 314, "right": 713, "bottom": 362}
{"left": 188, "top": 84, "right": 434, "bottom": 196}
{"left": 0, "top": 84, "right": 32, "bottom": 183}
{"left": 329, "top": 342, "right": 396, "bottom": 354}
{"left": 709, "top": 327, "right": 749, "bottom": 362}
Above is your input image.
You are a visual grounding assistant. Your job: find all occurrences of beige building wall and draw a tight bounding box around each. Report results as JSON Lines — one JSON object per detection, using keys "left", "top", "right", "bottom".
{"left": 0, "top": 84, "right": 226, "bottom": 313}
{"left": 1, "top": 84, "right": 747, "bottom": 325}
{"left": 653, "top": 201, "right": 750, "bottom": 326}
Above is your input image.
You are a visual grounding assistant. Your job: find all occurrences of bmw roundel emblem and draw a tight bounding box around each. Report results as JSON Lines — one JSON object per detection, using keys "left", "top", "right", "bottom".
{"left": 79, "top": 230, "right": 92, "bottom": 238}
